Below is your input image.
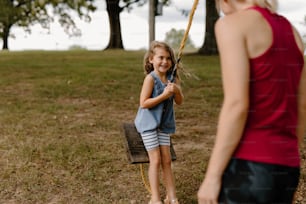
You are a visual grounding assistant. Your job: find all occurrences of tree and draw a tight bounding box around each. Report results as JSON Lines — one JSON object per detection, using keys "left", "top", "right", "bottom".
{"left": 198, "top": 0, "right": 219, "bottom": 55}
{"left": 105, "top": 0, "right": 170, "bottom": 50}
{"left": 105, "top": 0, "right": 123, "bottom": 49}
{"left": 0, "top": 0, "right": 96, "bottom": 50}
{"left": 164, "top": 28, "right": 195, "bottom": 51}
{"left": 105, "top": 0, "right": 148, "bottom": 49}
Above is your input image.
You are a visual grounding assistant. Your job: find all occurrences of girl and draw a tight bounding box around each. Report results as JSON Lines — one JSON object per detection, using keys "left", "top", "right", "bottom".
{"left": 198, "top": 0, "right": 306, "bottom": 203}
{"left": 135, "top": 41, "right": 184, "bottom": 204}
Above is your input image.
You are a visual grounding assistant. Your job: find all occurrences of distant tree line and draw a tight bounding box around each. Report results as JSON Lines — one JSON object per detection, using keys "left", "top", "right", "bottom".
{"left": 164, "top": 28, "right": 196, "bottom": 52}
{"left": 0, "top": 0, "right": 219, "bottom": 55}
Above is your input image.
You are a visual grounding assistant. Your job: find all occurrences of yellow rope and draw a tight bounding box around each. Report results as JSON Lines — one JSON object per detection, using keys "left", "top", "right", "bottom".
{"left": 140, "top": 163, "right": 151, "bottom": 193}
{"left": 140, "top": 0, "right": 199, "bottom": 194}
{"left": 170, "top": 0, "right": 199, "bottom": 81}
{"left": 177, "top": 0, "right": 199, "bottom": 61}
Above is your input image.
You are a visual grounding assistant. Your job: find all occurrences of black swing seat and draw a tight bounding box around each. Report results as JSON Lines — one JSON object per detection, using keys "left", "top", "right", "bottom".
{"left": 121, "top": 122, "right": 177, "bottom": 164}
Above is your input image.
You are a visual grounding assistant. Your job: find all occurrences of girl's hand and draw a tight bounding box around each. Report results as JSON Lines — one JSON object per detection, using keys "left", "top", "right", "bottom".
{"left": 162, "top": 81, "right": 176, "bottom": 98}
{"left": 166, "top": 80, "right": 180, "bottom": 94}
{"left": 166, "top": 80, "right": 184, "bottom": 105}
{"left": 162, "top": 84, "right": 174, "bottom": 98}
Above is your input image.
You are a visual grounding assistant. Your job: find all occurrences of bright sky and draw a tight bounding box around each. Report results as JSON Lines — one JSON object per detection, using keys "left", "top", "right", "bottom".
{"left": 3, "top": 0, "right": 306, "bottom": 51}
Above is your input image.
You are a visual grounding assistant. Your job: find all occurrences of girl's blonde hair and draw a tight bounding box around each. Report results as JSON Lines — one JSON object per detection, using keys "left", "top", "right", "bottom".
{"left": 143, "top": 41, "right": 180, "bottom": 78}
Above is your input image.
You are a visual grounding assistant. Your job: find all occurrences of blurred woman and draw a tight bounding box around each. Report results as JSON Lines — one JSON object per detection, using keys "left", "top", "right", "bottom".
{"left": 198, "top": 0, "right": 306, "bottom": 203}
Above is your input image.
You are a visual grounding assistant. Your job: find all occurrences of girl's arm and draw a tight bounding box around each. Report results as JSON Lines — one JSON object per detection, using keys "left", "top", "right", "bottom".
{"left": 140, "top": 75, "right": 172, "bottom": 109}
{"left": 198, "top": 15, "right": 250, "bottom": 203}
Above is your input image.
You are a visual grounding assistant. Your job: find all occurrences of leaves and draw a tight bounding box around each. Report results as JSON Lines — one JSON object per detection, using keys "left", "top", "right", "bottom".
{"left": 0, "top": 0, "right": 96, "bottom": 49}
{"left": 164, "top": 28, "right": 195, "bottom": 51}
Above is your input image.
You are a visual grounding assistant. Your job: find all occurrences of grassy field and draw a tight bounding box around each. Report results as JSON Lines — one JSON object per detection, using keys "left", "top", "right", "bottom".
{"left": 0, "top": 50, "right": 305, "bottom": 204}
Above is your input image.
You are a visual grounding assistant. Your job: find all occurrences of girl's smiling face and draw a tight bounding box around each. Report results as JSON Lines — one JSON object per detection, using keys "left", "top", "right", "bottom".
{"left": 149, "top": 47, "right": 172, "bottom": 74}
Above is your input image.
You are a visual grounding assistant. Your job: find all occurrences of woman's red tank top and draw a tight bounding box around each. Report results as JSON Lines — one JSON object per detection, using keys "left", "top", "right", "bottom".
{"left": 233, "top": 6, "right": 304, "bottom": 167}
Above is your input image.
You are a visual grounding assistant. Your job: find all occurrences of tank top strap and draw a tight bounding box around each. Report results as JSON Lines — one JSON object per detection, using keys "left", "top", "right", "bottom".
{"left": 248, "top": 6, "right": 272, "bottom": 22}
{"left": 150, "top": 71, "right": 161, "bottom": 86}
{"left": 150, "top": 71, "right": 169, "bottom": 85}
{"left": 150, "top": 71, "right": 165, "bottom": 96}
{"left": 248, "top": 6, "right": 296, "bottom": 51}
{"left": 149, "top": 71, "right": 158, "bottom": 81}
{"left": 248, "top": 6, "right": 284, "bottom": 34}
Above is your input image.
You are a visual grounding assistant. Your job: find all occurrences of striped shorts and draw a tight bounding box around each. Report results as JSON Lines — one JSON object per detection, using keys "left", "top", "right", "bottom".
{"left": 141, "top": 130, "right": 170, "bottom": 151}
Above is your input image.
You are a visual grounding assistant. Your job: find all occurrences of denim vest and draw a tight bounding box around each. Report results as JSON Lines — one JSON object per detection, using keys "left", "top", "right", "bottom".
{"left": 134, "top": 71, "right": 176, "bottom": 134}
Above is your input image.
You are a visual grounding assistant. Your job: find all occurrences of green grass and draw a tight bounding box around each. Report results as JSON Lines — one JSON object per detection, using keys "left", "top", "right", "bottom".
{"left": 0, "top": 50, "right": 304, "bottom": 204}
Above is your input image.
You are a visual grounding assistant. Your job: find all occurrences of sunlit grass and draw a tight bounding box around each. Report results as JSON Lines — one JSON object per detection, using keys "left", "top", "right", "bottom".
{"left": 0, "top": 50, "right": 304, "bottom": 203}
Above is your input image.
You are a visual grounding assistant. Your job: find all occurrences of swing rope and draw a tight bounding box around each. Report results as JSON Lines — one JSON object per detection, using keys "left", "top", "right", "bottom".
{"left": 140, "top": 0, "right": 199, "bottom": 193}
{"left": 177, "top": 0, "right": 199, "bottom": 62}
{"left": 170, "top": 0, "right": 199, "bottom": 82}
{"left": 140, "top": 164, "right": 152, "bottom": 193}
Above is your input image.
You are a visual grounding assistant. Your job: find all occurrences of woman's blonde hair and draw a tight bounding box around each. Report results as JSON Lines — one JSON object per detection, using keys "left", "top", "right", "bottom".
{"left": 254, "top": 0, "right": 278, "bottom": 12}
{"left": 215, "top": 0, "right": 278, "bottom": 13}
{"left": 143, "top": 41, "right": 179, "bottom": 77}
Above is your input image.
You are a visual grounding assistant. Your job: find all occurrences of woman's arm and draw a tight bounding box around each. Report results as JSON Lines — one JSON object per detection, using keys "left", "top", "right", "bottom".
{"left": 198, "top": 15, "right": 250, "bottom": 203}
{"left": 297, "top": 61, "right": 306, "bottom": 150}
{"left": 293, "top": 26, "right": 306, "bottom": 150}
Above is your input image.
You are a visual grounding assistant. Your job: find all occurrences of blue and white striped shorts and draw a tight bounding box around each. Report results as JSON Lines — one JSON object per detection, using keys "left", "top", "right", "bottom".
{"left": 141, "top": 131, "right": 170, "bottom": 151}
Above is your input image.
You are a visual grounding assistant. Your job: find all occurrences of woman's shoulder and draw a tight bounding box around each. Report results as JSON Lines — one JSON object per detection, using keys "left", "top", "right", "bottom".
{"left": 215, "top": 9, "right": 262, "bottom": 35}
{"left": 215, "top": 15, "right": 241, "bottom": 38}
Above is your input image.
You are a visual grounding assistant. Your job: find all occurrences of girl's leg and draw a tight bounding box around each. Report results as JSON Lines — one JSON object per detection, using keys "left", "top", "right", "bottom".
{"left": 142, "top": 130, "right": 163, "bottom": 203}
{"left": 160, "top": 145, "right": 178, "bottom": 203}
{"left": 160, "top": 146, "right": 176, "bottom": 200}
{"left": 158, "top": 132, "right": 178, "bottom": 203}
{"left": 147, "top": 148, "right": 162, "bottom": 203}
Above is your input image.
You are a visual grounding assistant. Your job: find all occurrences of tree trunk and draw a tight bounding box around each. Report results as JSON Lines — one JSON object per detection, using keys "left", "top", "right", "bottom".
{"left": 148, "top": 0, "right": 155, "bottom": 46}
{"left": 198, "top": 0, "right": 219, "bottom": 55}
{"left": 2, "top": 24, "right": 11, "bottom": 50}
{"left": 105, "top": 0, "right": 124, "bottom": 49}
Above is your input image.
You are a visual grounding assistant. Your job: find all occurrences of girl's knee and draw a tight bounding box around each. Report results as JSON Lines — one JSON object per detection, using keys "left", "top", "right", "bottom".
{"left": 148, "top": 151, "right": 162, "bottom": 167}
{"left": 150, "top": 157, "right": 161, "bottom": 167}
{"left": 161, "top": 156, "right": 172, "bottom": 167}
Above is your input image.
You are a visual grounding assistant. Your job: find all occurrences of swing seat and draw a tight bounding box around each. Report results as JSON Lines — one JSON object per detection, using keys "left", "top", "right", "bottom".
{"left": 121, "top": 122, "right": 177, "bottom": 164}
